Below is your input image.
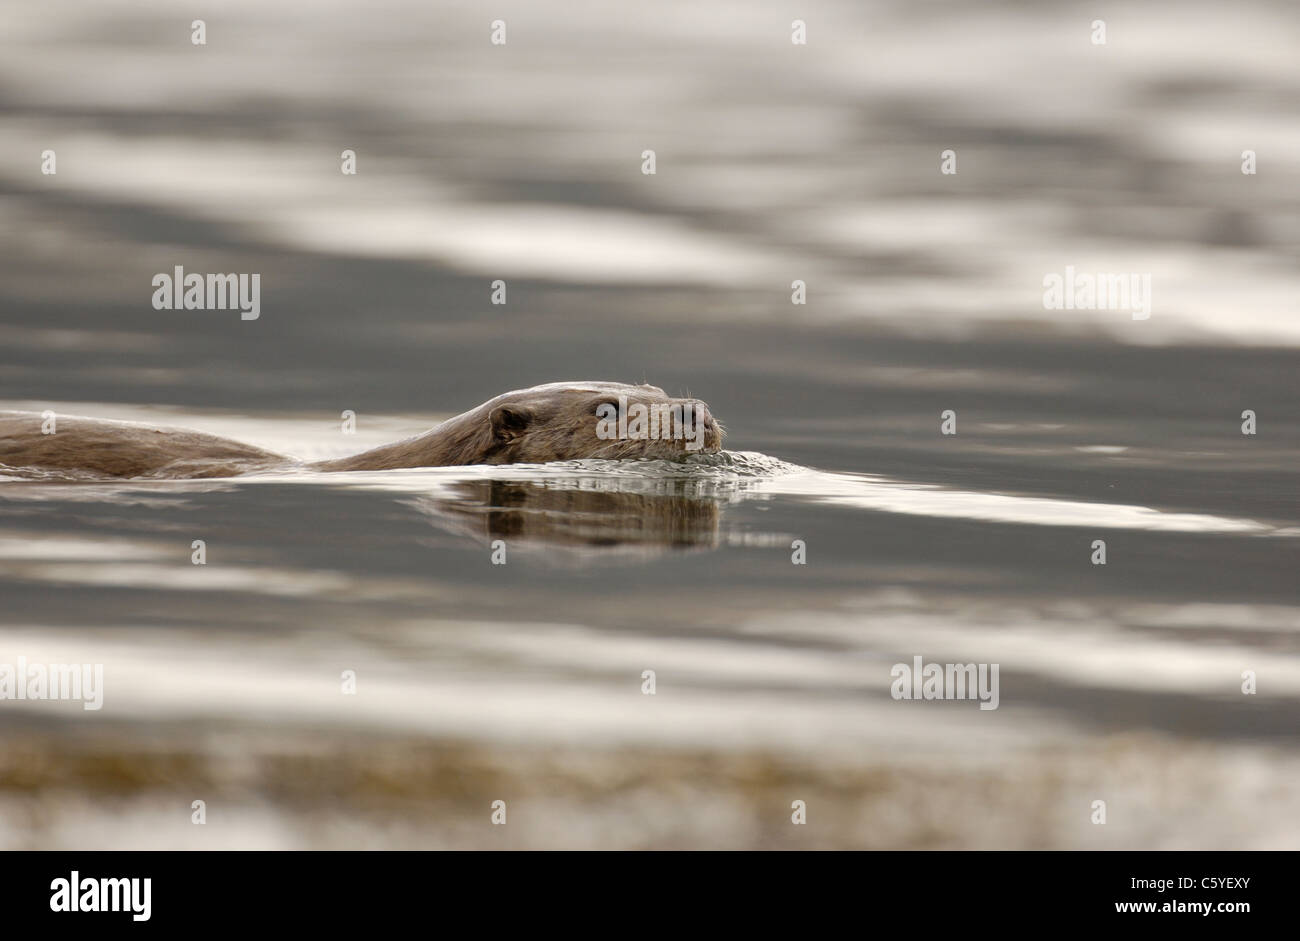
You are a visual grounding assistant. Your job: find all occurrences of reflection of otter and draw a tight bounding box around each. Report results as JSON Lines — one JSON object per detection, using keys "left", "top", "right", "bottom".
{"left": 0, "top": 382, "right": 724, "bottom": 480}
{"left": 410, "top": 478, "right": 722, "bottom": 554}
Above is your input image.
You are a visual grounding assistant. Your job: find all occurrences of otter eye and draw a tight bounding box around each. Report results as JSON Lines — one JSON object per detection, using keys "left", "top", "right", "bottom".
{"left": 593, "top": 401, "right": 618, "bottom": 416}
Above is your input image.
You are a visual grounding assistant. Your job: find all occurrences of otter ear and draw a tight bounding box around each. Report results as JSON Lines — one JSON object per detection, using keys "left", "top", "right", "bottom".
{"left": 489, "top": 404, "right": 532, "bottom": 441}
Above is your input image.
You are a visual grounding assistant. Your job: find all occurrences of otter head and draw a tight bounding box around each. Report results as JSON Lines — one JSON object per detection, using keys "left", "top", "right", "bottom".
{"left": 481, "top": 381, "right": 724, "bottom": 464}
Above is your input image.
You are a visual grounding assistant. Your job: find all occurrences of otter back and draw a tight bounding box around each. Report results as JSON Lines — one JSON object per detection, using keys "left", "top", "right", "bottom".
{"left": 0, "top": 411, "right": 287, "bottom": 479}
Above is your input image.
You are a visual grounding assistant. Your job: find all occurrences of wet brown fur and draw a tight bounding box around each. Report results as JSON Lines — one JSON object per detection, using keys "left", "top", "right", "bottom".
{"left": 0, "top": 382, "right": 723, "bottom": 480}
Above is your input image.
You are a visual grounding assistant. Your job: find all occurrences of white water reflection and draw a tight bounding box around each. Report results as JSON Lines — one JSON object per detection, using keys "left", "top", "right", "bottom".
{"left": 2, "top": 441, "right": 1281, "bottom": 538}
{"left": 3, "top": 0, "right": 1298, "bottom": 343}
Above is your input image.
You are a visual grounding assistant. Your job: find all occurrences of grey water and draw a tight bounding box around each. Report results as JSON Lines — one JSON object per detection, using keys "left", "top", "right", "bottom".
{"left": 0, "top": 0, "right": 1297, "bottom": 848}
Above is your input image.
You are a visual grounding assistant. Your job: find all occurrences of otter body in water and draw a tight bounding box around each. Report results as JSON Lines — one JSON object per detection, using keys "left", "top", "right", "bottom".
{"left": 0, "top": 382, "right": 723, "bottom": 480}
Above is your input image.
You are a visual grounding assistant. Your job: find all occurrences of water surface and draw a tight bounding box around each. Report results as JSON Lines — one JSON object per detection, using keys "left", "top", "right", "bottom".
{"left": 1, "top": 0, "right": 1297, "bottom": 848}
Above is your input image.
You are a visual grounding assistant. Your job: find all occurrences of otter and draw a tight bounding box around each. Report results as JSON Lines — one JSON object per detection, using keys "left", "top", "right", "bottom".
{"left": 0, "top": 382, "right": 724, "bottom": 480}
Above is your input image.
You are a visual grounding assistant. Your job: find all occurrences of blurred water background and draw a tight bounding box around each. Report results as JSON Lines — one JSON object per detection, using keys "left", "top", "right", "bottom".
{"left": 0, "top": 0, "right": 1297, "bottom": 848}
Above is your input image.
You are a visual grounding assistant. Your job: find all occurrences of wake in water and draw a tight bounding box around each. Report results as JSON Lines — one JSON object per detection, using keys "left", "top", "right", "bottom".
{"left": 6, "top": 440, "right": 1281, "bottom": 565}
